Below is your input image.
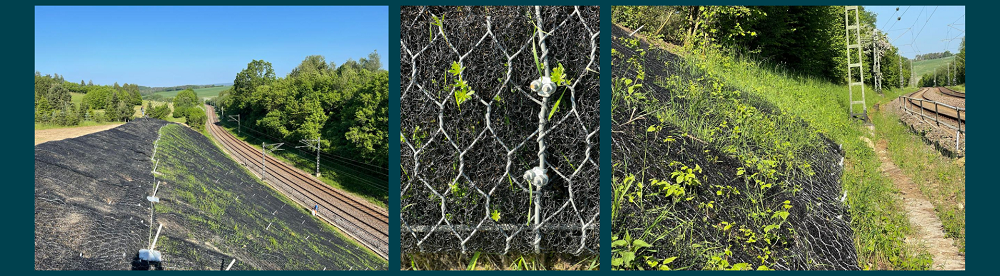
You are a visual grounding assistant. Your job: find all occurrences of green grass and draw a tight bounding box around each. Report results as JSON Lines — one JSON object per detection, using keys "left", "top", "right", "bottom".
{"left": 611, "top": 30, "right": 933, "bottom": 269}
{"left": 945, "top": 85, "right": 965, "bottom": 92}
{"left": 690, "top": 48, "right": 933, "bottom": 269}
{"left": 911, "top": 57, "right": 955, "bottom": 86}
{"left": 216, "top": 120, "right": 388, "bottom": 208}
{"left": 151, "top": 85, "right": 230, "bottom": 100}
{"left": 70, "top": 92, "right": 86, "bottom": 106}
{"left": 155, "top": 123, "right": 386, "bottom": 269}
{"left": 869, "top": 106, "right": 966, "bottom": 253}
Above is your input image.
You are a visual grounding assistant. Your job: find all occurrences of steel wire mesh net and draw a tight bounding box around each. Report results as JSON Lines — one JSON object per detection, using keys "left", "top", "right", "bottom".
{"left": 400, "top": 6, "right": 600, "bottom": 255}
{"left": 35, "top": 119, "right": 169, "bottom": 270}
{"left": 611, "top": 25, "right": 859, "bottom": 270}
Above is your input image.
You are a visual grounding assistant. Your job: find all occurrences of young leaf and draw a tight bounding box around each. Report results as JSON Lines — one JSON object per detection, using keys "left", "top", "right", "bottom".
{"left": 551, "top": 63, "right": 569, "bottom": 85}
{"left": 449, "top": 61, "right": 463, "bottom": 77}
{"left": 547, "top": 90, "right": 564, "bottom": 120}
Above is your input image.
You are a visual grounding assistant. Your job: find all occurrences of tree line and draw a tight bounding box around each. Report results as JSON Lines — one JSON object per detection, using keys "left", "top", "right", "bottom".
{"left": 914, "top": 51, "right": 954, "bottom": 61}
{"left": 612, "top": 6, "right": 914, "bottom": 90}
{"left": 211, "top": 51, "right": 388, "bottom": 168}
{"left": 917, "top": 37, "right": 965, "bottom": 87}
{"left": 139, "top": 84, "right": 226, "bottom": 95}
{"left": 34, "top": 72, "right": 141, "bottom": 125}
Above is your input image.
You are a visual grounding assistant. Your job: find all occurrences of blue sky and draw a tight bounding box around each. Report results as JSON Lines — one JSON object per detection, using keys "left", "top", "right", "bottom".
{"left": 35, "top": 6, "right": 388, "bottom": 87}
{"left": 866, "top": 6, "right": 965, "bottom": 59}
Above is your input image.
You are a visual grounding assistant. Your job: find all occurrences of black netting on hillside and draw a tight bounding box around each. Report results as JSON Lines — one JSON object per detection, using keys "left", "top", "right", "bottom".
{"left": 611, "top": 25, "right": 859, "bottom": 270}
{"left": 153, "top": 124, "right": 384, "bottom": 270}
{"left": 35, "top": 119, "right": 384, "bottom": 270}
{"left": 35, "top": 119, "right": 169, "bottom": 270}
{"left": 400, "top": 6, "right": 600, "bottom": 255}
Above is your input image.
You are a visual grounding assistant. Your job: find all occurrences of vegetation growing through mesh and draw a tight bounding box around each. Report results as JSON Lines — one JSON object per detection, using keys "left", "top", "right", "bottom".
{"left": 400, "top": 6, "right": 600, "bottom": 256}
{"left": 151, "top": 123, "right": 385, "bottom": 270}
{"left": 611, "top": 17, "right": 933, "bottom": 270}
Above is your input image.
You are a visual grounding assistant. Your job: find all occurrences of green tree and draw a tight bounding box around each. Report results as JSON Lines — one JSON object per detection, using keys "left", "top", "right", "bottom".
{"left": 35, "top": 96, "right": 51, "bottom": 123}
{"left": 290, "top": 55, "right": 332, "bottom": 77}
{"left": 185, "top": 108, "right": 207, "bottom": 131}
{"left": 172, "top": 89, "right": 200, "bottom": 118}
{"left": 956, "top": 37, "right": 965, "bottom": 84}
{"left": 344, "top": 71, "right": 389, "bottom": 166}
{"left": 232, "top": 60, "right": 276, "bottom": 111}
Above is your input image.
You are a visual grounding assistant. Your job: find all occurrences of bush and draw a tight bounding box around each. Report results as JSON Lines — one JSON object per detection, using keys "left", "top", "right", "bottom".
{"left": 151, "top": 104, "right": 172, "bottom": 120}
{"left": 185, "top": 107, "right": 206, "bottom": 131}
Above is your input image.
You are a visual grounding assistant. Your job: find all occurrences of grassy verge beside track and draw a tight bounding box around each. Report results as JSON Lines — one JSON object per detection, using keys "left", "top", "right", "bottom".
{"left": 213, "top": 113, "right": 387, "bottom": 208}
{"left": 690, "top": 47, "right": 934, "bottom": 269}
{"left": 153, "top": 123, "right": 385, "bottom": 270}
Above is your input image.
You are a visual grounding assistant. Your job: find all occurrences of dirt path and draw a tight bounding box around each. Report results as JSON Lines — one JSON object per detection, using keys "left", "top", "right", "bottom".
{"left": 864, "top": 126, "right": 965, "bottom": 270}
{"left": 34, "top": 124, "right": 123, "bottom": 145}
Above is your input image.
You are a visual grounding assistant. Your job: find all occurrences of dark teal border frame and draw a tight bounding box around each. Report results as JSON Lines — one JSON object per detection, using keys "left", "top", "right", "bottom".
{"left": 12, "top": 1, "right": 988, "bottom": 273}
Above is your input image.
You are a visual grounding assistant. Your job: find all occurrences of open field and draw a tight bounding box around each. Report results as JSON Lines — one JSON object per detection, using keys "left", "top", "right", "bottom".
{"left": 911, "top": 57, "right": 954, "bottom": 85}
{"left": 34, "top": 122, "right": 123, "bottom": 144}
{"left": 150, "top": 86, "right": 229, "bottom": 99}
{"left": 70, "top": 92, "right": 85, "bottom": 106}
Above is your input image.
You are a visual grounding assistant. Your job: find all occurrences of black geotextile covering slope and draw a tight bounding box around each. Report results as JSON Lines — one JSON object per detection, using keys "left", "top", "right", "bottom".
{"left": 400, "top": 6, "right": 600, "bottom": 255}
{"left": 611, "top": 25, "right": 859, "bottom": 270}
{"left": 35, "top": 119, "right": 384, "bottom": 270}
{"left": 35, "top": 118, "right": 169, "bottom": 270}
{"left": 151, "top": 124, "right": 383, "bottom": 270}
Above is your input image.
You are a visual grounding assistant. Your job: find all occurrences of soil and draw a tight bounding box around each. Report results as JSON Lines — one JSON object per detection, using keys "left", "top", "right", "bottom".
{"left": 867, "top": 134, "right": 965, "bottom": 270}
{"left": 35, "top": 123, "right": 123, "bottom": 145}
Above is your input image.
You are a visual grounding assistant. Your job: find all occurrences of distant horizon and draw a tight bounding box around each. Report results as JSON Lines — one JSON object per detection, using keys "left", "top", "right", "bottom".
{"left": 867, "top": 6, "right": 964, "bottom": 60}
{"left": 35, "top": 6, "right": 389, "bottom": 87}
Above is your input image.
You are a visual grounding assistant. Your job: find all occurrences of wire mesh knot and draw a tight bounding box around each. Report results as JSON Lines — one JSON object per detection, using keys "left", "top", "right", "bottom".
{"left": 530, "top": 77, "right": 556, "bottom": 97}
{"left": 523, "top": 166, "right": 549, "bottom": 189}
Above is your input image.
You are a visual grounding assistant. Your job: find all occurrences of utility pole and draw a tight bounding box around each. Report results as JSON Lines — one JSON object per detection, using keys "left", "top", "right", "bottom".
{"left": 296, "top": 137, "right": 325, "bottom": 177}
{"left": 951, "top": 56, "right": 956, "bottom": 86}
{"left": 872, "top": 28, "right": 883, "bottom": 95}
{"left": 262, "top": 142, "right": 284, "bottom": 182}
{"left": 899, "top": 53, "right": 904, "bottom": 89}
{"left": 844, "top": 6, "right": 868, "bottom": 120}
{"left": 228, "top": 114, "right": 240, "bottom": 135}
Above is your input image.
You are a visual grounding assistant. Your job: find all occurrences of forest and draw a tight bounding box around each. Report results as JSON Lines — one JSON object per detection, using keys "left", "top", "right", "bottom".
{"left": 611, "top": 6, "right": 916, "bottom": 90}
{"left": 211, "top": 51, "right": 388, "bottom": 168}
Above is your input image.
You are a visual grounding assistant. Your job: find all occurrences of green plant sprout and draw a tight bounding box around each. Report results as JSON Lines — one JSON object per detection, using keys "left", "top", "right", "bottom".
{"left": 448, "top": 61, "right": 475, "bottom": 110}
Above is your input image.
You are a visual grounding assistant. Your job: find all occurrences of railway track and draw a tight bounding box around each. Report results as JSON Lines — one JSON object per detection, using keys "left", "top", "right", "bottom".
{"left": 937, "top": 86, "right": 966, "bottom": 99}
{"left": 905, "top": 87, "right": 965, "bottom": 122}
{"left": 204, "top": 105, "right": 388, "bottom": 259}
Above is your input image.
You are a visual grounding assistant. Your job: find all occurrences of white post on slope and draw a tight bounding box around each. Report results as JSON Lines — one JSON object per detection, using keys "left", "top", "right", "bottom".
{"left": 226, "top": 259, "right": 236, "bottom": 271}
{"left": 150, "top": 223, "right": 163, "bottom": 251}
